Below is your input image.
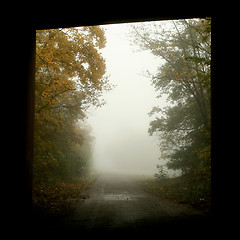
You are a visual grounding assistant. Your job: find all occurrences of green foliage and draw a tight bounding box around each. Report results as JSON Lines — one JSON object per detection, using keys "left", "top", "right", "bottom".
{"left": 154, "top": 165, "right": 169, "bottom": 179}
{"left": 131, "top": 19, "right": 211, "bottom": 175}
{"left": 138, "top": 173, "right": 211, "bottom": 213}
{"left": 132, "top": 19, "right": 211, "bottom": 211}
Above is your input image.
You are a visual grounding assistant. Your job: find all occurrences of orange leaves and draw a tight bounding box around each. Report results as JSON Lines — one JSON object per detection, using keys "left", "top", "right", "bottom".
{"left": 41, "top": 89, "right": 52, "bottom": 98}
{"left": 36, "top": 26, "right": 111, "bottom": 115}
{"left": 34, "top": 26, "right": 111, "bottom": 187}
{"left": 32, "top": 177, "right": 96, "bottom": 214}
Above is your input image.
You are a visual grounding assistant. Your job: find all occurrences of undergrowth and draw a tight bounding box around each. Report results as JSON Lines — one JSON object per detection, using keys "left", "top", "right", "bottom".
{"left": 138, "top": 172, "right": 211, "bottom": 214}
{"left": 32, "top": 174, "right": 98, "bottom": 217}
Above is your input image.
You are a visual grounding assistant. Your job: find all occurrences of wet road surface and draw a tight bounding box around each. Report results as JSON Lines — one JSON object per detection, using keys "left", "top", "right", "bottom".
{"left": 34, "top": 173, "right": 211, "bottom": 236}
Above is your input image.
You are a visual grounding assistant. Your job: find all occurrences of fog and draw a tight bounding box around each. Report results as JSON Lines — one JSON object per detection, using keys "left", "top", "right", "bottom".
{"left": 86, "top": 22, "right": 167, "bottom": 176}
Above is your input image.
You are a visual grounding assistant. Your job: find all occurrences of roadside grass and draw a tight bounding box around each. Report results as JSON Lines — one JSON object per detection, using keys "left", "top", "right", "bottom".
{"left": 32, "top": 174, "right": 98, "bottom": 216}
{"left": 138, "top": 173, "right": 211, "bottom": 214}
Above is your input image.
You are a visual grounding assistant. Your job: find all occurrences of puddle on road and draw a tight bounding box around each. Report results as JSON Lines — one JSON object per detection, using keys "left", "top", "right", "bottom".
{"left": 104, "top": 192, "right": 144, "bottom": 201}
{"left": 104, "top": 193, "right": 130, "bottom": 201}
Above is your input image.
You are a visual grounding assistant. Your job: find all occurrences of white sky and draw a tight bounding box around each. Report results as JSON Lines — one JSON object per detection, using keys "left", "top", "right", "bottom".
{"left": 86, "top": 21, "right": 168, "bottom": 176}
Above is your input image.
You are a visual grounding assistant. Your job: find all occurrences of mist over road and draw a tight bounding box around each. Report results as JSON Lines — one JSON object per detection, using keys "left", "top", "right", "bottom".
{"left": 40, "top": 173, "right": 211, "bottom": 236}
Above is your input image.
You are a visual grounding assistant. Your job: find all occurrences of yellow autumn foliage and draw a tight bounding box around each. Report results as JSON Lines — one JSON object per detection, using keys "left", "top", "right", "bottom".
{"left": 34, "top": 26, "right": 112, "bottom": 182}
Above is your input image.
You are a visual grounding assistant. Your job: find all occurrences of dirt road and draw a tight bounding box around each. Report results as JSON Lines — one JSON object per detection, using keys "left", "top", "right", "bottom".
{"left": 35, "top": 173, "right": 211, "bottom": 236}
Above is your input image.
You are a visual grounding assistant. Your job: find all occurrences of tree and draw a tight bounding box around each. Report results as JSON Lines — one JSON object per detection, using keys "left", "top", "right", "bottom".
{"left": 131, "top": 19, "right": 211, "bottom": 176}
{"left": 34, "top": 26, "right": 112, "bottom": 183}
{"left": 35, "top": 26, "right": 110, "bottom": 116}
